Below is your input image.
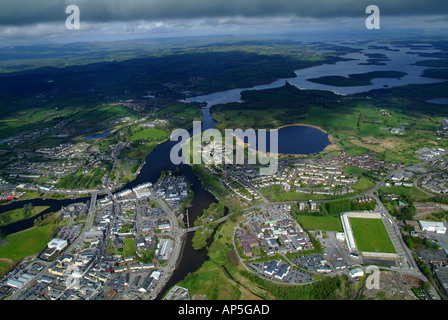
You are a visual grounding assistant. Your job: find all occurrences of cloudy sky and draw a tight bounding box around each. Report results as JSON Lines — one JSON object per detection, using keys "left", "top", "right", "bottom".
{"left": 1, "top": 0, "right": 447, "bottom": 45}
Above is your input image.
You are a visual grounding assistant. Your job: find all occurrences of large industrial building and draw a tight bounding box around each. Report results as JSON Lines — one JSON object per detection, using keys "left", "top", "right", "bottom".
{"left": 419, "top": 221, "right": 447, "bottom": 234}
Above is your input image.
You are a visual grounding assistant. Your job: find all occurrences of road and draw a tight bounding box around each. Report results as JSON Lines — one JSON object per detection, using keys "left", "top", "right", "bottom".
{"left": 66, "top": 191, "right": 98, "bottom": 255}
{"left": 370, "top": 193, "right": 418, "bottom": 271}
{"left": 146, "top": 196, "right": 185, "bottom": 299}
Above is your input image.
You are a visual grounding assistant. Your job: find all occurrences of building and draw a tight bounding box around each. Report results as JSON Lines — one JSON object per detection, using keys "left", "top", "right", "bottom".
{"left": 47, "top": 238, "right": 68, "bottom": 251}
{"left": 134, "top": 188, "right": 151, "bottom": 199}
{"left": 336, "top": 232, "right": 345, "bottom": 242}
{"left": 264, "top": 260, "right": 279, "bottom": 276}
{"left": 341, "top": 213, "right": 357, "bottom": 252}
{"left": 239, "top": 234, "right": 260, "bottom": 257}
{"left": 349, "top": 267, "right": 364, "bottom": 278}
{"left": 434, "top": 266, "right": 448, "bottom": 295}
{"left": 84, "top": 230, "right": 103, "bottom": 242}
{"left": 48, "top": 266, "right": 66, "bottom": 276}
{"left": 157, "top": 221, "right": 170, "bottom": 230}
{"left": 315, "top": 264, "right": 332, "bottom": 273}
{"left": 112, "top": 235, "right": 124, "bottom": 250}
{"left": 157, "top": 238, "right": 172, "bottom": 260}
{"left": 419, "top": 221, "right": 447, "bottom": 234}
{"left": 138, "top": 274, "right": 154, "bottom": 293}
{"left": 6, "top": 273, "right": 34, "bottom": 289}
{"left": 442, "top": 119, "right": 448, "bottom": 131}
{"left": 275, "top": 263, "right": 290, "bottom": 280}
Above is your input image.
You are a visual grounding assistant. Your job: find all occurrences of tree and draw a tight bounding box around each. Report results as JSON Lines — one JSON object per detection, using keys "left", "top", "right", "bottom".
{"left": 24, "top": 203, "right": 34, "bottom": 218}
{"left": 405, "top": 237, "right": 414, "bottom": 249}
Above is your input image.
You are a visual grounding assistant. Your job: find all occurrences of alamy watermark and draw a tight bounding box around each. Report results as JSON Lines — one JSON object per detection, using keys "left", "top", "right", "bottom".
{"left": 65, "top": 5, "right": 380, "bottom": 31}
{"left": 65, "top": 264, "right": 82, "bottom": 290}
{"left": 170, "top": 121, "right": 278, "bottom": 175}
{"left": 65, "top": 5, "right": 80, "bottom": 30}
{"left": 365, "top": 5, "right": 380, "bottom": 30}
{"left": 365, "top": 265, "right": 381, "bottom": 290}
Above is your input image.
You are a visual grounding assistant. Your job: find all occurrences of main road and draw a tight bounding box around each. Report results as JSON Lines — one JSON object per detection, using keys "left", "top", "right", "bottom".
{"left": 146, "top": 196, "right": 185, "bottom": 299}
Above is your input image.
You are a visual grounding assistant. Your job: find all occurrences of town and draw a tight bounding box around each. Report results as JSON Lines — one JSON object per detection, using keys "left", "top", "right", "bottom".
{"left": 0, "top": 173, "right": 192, "bottom": 300}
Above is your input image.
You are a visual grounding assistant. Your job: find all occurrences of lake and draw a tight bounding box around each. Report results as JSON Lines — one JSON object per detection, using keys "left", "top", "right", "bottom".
{"left": 426, "top": 98, "right": 448, "bottom": 105}
{"left": 233, "top": 124, "right": 332, "bottom": 155}
{"left": 85, "top": 129, "right": 113, "bottom": 140}
{"left": 184, "top": 41, "right": 445, "bottom": 105}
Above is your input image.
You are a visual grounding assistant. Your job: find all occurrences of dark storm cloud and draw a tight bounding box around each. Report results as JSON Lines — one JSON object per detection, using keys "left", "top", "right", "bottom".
{"left": 1, "top": 0, "right": 447, "bottom": 26}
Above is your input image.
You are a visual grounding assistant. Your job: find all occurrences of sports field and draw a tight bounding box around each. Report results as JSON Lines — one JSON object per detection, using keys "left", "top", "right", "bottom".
{"left": 349, "top": 218, "right": 396, "bottom": 253}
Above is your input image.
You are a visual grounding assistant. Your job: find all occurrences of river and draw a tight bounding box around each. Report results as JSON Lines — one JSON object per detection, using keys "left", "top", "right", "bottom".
{"left": 0, "top": 107, "right": 220, "bottom": 300}
{"left": 0, "top": 196, "right": 92, "bottom": 236}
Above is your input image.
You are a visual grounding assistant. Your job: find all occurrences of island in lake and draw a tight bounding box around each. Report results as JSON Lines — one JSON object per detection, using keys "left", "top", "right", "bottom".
{"left": 307, "top": 71, "right": 408, "bottom": 87}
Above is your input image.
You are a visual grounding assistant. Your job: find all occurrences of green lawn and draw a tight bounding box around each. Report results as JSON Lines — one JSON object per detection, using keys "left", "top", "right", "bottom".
{"left": 0, "top": 224, "right": 55, "bottom": 263}
{"left": 106, "top": 237, "right": 135, "bottom": 257}
{"left": 296, "top": 215, "right": 343, "bottom": 232}
{"left": 130, "top": 128, "right": 168, "bottom": 141}
{"left": 378, "top": 186, "right": 432, "bottom": 201}
{"left": 349, "top": 217, "right": 396, "bottom": 253}
{"left": 0, "top": 260, "right": 11, "bottom": 277}
{"left": 352, "top": 177, "right": 376, "bottom": 193}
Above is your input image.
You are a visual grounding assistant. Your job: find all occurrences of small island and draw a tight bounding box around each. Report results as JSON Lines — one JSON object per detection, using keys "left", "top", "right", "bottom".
{"left": 307, "top": 71, "right": 407, "bottom": 87}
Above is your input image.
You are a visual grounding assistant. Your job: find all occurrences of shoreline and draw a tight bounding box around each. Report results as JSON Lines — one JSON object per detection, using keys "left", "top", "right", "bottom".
{"left": 276, "top": 122, "right": 335, "bottom": 141}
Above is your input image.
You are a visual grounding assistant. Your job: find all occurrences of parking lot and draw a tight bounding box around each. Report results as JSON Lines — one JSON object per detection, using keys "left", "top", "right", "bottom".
{"left": 321, "top": 231, "right": 360, "bottom": 267}
{"left": 293, "top": 254, "right": 326, "bottom": 271}
{"left": 425, "top": 228, "right": 448, "bottom": 252}
{"left": 248, "top": 260, "right": 313, "bottom": 284}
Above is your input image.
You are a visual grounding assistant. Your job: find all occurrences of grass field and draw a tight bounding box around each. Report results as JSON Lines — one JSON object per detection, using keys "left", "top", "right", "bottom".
{"left": 378, "top": 186, "right": 432, "bottom": 201}
{"left": 349, "top": 218, "right": 396, "bottom": 253}
{"left": 130, "top": 128, "right": 168, "bottom": 141}
{"left": 0, "top": 224, "right": 55, "bottom": 263}
{"left": 295, "top": 215, "right": 343, "bottom": 232}
{"left": 106, "top": 237, "right": 136, "bottom": 257}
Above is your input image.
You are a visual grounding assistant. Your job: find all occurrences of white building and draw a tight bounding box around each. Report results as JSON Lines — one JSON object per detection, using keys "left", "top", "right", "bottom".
{"left": 134, "top": 188, "right": 151, "bottom": 199}
{"left": 336, "top": 232, "right": 345, "bottom": 242}
{"left": 157, "top": 238, "right": 172, "bottom": 260}
{"left": 341, "top": 214, "right": 357, "bottom": 252}
{"left": 419, "top": 221, "right": 447, "bottom": 234}
{"left": 349, "top": 268, "right": 364, "bottom": 278}
{"left": 47, "top": 238, "right": 68, "bottom": 251}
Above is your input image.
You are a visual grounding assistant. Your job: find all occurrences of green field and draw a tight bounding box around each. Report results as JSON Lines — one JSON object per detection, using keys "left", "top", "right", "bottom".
{"left": 378, "top": 186, "right": 432, "bottom": 201}
{"left": 296, "top": 215, "right": 343, "bottom": 232}
{"left": 0, "top": 224, "right": 55, "bottom": 263}
{"left": 130, "top": 128, "right": 168, "bottom": 141}
{"left": 349, "top": 218, "right": 396, "bottom": 253}
{"left": 106, "top": 237, "right": 136, "bottom": 257}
